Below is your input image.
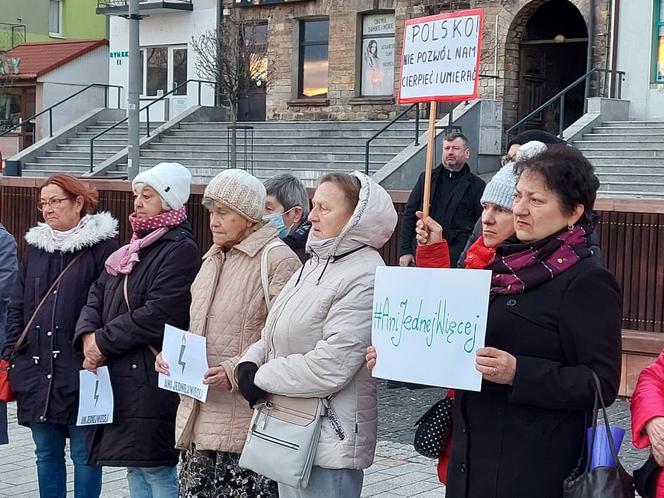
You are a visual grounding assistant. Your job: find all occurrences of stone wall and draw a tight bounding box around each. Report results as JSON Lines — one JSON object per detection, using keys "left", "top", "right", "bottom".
{"left": 226, "top": 0, "right": 610, "bottom": 124}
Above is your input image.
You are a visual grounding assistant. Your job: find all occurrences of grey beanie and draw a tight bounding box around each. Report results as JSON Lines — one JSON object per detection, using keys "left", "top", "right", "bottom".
{"left": 480, "top": 163, "right": 519, "bottom": 212}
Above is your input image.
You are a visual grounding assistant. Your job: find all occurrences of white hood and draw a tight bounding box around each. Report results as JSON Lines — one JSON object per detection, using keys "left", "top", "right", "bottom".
{"left": 306, "top": 172, "right": 398, "bottom": 258}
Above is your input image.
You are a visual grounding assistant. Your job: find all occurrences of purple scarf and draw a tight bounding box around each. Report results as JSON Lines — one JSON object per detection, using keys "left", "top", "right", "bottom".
{"left": 105, "top": 207, "right": 186, "bottom": 276}
{"left": 488, "top": 225, "right": 594, "bottom": 295}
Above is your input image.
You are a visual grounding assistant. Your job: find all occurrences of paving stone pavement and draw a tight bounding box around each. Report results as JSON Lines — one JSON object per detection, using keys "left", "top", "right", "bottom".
{"left": 0, "top": 381, "right": 650, "bottom": 497}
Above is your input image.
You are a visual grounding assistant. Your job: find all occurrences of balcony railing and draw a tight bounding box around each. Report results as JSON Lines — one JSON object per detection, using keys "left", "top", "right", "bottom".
{"left": 96, "top": 0, "right": 193, "bottom": 15}
{"left": 0, "top": 23, "right": 26, "bottom": 52}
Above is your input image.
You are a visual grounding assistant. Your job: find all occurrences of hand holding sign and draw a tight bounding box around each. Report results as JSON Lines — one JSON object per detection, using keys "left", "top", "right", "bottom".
{"left": 77, "top": 366, "right": 114, "bottom": 426}
{"left": 158, "top": 324, "right": 209, "bottom": 402}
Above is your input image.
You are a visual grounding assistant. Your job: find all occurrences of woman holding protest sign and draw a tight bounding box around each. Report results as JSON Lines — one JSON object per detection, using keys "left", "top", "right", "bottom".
{"left": 369, "top": 146, "right": 623, "bottom": 497}
{"left": 155, "top": 169, "right": 300, "bottom": 497}
{"left": 236, "top": 172, "right": 397, "bottom": 498}
{"left": 75, "top": 162, "right": 199, "bottom": 498}
{"left": 3, "top": 174, "right": 117, "bottom": 498}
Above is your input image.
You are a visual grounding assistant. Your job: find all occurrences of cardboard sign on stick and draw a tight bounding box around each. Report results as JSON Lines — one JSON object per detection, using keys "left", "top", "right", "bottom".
{"left": 398, "top": 9, "right": 484, "bottom": 104}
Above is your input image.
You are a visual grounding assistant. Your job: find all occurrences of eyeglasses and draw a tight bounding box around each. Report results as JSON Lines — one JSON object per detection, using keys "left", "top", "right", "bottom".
{"left": 501, "top": 154, "right": 515, "bottom": 166}
{"left": 37, "top": 197, "right": 73, "bottom": 211}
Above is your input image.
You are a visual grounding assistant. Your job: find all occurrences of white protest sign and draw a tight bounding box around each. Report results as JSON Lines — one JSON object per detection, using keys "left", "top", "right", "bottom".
{"left": 158, "top": 324, "right": 209, "bottom": 402}
{"left": 398, "top": 9, "right": 484, "bottom": 103}
{"left": 371, "top": 266, "right": 491, "bottom": 391}
{"left": 77, "top": 366, "right": 114, "bottom": 426}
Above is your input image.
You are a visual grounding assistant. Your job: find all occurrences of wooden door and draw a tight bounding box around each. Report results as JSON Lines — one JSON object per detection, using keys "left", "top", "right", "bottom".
{"left": 517, "top": 46, "right": 546, "bottom": 128}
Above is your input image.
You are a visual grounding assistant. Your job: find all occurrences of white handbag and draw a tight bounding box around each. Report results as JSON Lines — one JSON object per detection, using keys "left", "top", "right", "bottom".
{"left": 239, "top": 394, "right": 327, "bottom": 488}
{"left": 238, "top": 240, "right": 327, "bottom": 488}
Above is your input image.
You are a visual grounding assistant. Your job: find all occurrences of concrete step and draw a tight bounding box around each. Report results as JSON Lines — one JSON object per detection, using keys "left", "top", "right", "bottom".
{"left": 594, "top": 165, "right": 664, "bottom": 174}
{"left": 55, "top": 144, "right": 127, "bottom": 153}
{"left": 131, "top": 157, "right": 386, "bottom": 169}
{"left": 598, "top": 173, "right": 664, "bottom": 183}
{"left": 602, "top": 120, "right": 664, "bottom": 128}
{"left": 163, "top": 129, "right": 415, "bottom": 139}
{"left": 575, "top": 141, "right": 664, "bottom": 150}
{"left": 174, "top": 120, "right": 418, "bottom": 130}
{"left": 44, "top": 151, "right": 116, "bottom": 160}
{"left": 22, "top": 165, "right": 91, "bottom": 174}
{"left": 139, "top": 149, "right": 396, "bottom": 162}
{"left": 582, "top": 135, "right": 664, "bottom": 142}
{"left": 598, "top": 181, "right": 664, "bottom": 194}
{"left": 589, "top": 129, "right": 664, "bottom": 136}
{"left": 149, "top": 138, "right": 412, "bottom": 148}
{"left": 579, "top": 151, "right": 664, "bottom": 159}
{"left": 33, "top": 157, "right": 91, "bottom": 166}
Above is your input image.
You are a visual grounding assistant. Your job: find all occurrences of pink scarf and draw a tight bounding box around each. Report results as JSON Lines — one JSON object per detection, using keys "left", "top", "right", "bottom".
{"left": 105, "top": 207, "right": 187, "bottom": 276}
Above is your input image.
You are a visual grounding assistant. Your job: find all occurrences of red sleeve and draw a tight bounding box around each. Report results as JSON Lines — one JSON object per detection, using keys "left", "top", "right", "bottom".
{"left": 631, "top": 351, "right": 664, "bottom": 448}
{"left": 416, "top": 241, "right": 451, "bottom": 269}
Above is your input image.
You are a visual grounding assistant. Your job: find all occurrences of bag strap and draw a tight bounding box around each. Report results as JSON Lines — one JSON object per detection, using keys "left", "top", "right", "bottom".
{"left": 586, "top": 370, "right": 621, "bottom": 471}
{"left": 9, "top": 252, "right": 85, "bottom": 359}
{"left": 260, "top": 240, "right": 282, "bottom": 312}
{"left": 123, "top": 274, "right": 159, "bottom": 357}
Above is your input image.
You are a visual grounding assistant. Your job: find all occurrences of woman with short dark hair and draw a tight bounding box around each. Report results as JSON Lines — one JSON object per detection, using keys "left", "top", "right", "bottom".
{"left": 3, "top": 174, "right": 118, "bottom": 498}
{"left": 444, "top": 145, "right": 622, "bottom": 498}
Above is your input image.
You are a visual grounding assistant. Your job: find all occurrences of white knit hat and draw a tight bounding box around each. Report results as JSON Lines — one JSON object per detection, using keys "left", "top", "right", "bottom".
{"left": 204, "top": 169, "right": 266, "bottom": 222}
{"left": 480, "top": 163, "right": 519, "bottom": 212}
{"left": 133, "top": 162, "right": 192, "bottom": 210}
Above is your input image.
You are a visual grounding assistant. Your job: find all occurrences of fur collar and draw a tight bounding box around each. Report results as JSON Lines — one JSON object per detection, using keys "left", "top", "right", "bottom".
{"left": 25, "top": 212, "right": 118, "bottom": 253}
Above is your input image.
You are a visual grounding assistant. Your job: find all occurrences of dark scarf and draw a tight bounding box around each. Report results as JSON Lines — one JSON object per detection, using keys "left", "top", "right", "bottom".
{"left": 488, "top": 224, "right": 594, "bottom": 295}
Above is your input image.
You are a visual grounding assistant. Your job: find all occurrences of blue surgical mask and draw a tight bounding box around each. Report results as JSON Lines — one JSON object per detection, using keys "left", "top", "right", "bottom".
{"left": 263, "top": 212, "right": 290, "bottom": 239}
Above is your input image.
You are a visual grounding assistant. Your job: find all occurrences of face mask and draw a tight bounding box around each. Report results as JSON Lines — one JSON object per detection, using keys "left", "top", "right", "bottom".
{"left": 263, "top": 209, "right": 296, "bottom": 239}
{"left": 308, "top": 237, "right": 337, "bottom": 250}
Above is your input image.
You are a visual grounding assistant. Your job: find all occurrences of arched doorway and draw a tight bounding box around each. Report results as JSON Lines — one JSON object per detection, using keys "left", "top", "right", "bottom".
{"left": 504, "top": 0, "right": 588, "bottom": 133}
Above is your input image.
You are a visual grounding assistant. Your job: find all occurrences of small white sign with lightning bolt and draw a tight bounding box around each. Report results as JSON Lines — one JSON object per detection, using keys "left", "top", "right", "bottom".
{"left": 158, "top": 324, "right": 209, "bottom": 402}
{"left": 77, "top": 366, "right": 114, "bottom": 426}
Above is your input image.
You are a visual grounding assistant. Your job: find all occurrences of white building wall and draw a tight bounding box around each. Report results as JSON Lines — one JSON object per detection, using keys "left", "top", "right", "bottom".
{"left": 616, "top": 1, "right": 664, "bottom": 119}
{"left": 36, "top": 45, "right": 110, "bottom": 140}
{"left": 109, "top": 0, "right": 217, "bottom": 122}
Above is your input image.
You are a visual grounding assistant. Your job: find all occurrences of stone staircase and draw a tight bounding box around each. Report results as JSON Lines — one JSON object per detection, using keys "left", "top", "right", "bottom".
{"left": 104, "top": 120, "right": 418, "bottom": 185}
{"left": 21, "top": 120, "right": 162, "bottom": 177}
{"left": 573, "top": 120, "right": 664, "bottom": 198}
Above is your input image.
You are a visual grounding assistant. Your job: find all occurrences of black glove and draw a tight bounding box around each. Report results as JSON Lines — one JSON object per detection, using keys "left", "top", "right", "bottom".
{"left": 237, "top": 362, "right": 268, "bottom": 408}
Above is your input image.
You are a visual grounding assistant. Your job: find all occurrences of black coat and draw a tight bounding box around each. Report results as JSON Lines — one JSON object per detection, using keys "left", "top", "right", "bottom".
{"left": 75, "top": 223, "right": 200, "bottom": 468}
{"left": 446, "top": 257, "right": 622, "bottom": 498}
{"left": 4, "top": 218, "right": 117, "bottom": 426}
{"left": 399, "top": 164, "right": 485, "bottom": 265}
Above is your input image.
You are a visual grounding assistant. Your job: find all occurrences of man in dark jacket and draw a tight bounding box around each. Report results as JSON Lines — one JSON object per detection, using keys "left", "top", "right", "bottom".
{"left": 399, "top": 133, "right": 485, "bottom": 266}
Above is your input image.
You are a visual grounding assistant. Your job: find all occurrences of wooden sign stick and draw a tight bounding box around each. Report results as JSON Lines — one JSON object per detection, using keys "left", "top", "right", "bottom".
{"left": 422, "top": 100, "right": 438, "bottom": 220}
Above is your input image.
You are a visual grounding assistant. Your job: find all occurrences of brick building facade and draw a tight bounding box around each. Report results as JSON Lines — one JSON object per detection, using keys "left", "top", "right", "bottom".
{"left": 230, "top": 0, "right": 610, "bottom": 130}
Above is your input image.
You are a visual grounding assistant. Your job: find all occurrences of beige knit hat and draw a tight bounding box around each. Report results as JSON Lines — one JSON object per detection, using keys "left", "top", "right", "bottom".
{"left": 203, "top": 169, "right": 266, "bottom": 222}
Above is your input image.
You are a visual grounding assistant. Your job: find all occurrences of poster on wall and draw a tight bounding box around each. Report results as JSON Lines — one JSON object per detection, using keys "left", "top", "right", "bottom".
{"left": 361, "top": 13, "right": 395, "bottom": 96}
{"left": 398, "top": 8, "right": 484, "bottom": 103}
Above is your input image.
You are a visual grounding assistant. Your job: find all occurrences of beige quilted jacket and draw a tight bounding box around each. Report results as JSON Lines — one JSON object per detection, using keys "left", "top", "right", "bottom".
{"left": 239, "top": 172, "right": 398, "bottom": 470}
{"left": 175, "top": 222, "right": 301, "bottom": 453}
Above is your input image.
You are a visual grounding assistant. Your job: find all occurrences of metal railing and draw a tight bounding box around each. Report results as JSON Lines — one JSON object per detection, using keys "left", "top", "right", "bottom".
{"left": 89, "top": 79, "right": 215, "bottom": 172}
{"left": 0, "top": 23, "right": 26, "bottom": 51}
{"left": 364, "top": 103, "right": 420, "bottom": 175}
{"left": 0, "top": 83, "right": 123, "bottom": 138}
{"left": 506, "top": 68, "right": 626, "bottom": 140}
